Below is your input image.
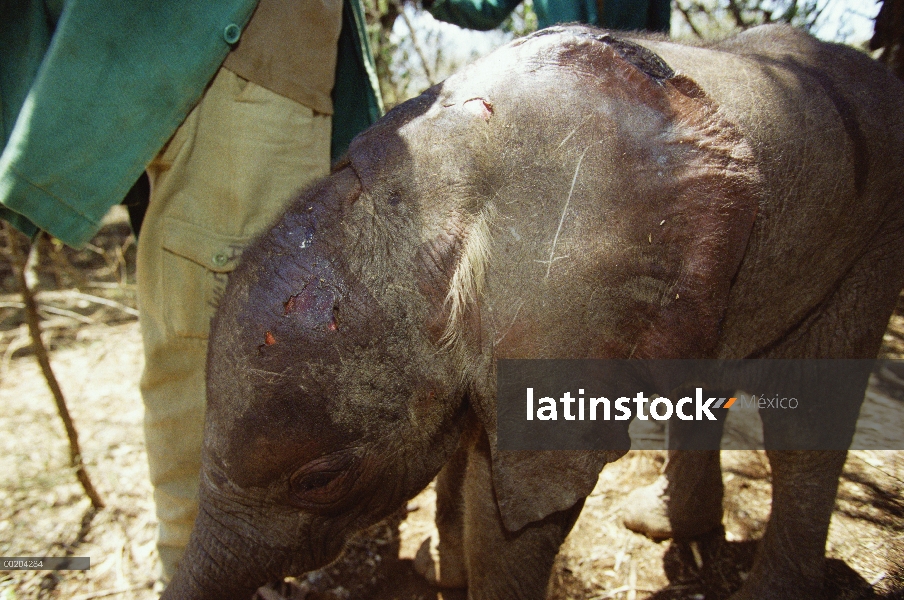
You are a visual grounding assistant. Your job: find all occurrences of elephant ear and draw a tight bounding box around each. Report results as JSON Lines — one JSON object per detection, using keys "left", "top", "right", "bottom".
{"left": 490, "top": 448, "right": 627, "bottom": 532}
{"left": 472, "top": 37, "right": 762, "bottom": 533}
{"left": 471, "top": 397, "right": 628, "bottom": 532}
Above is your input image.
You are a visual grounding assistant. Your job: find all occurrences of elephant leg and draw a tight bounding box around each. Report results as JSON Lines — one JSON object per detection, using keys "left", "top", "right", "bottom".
{"left": 733, "top": 230, "right": 904, "bottom": 600}
{"left": 463, "top": 428, "right": 584, "bottom": 600}
{"left": 731, "top": 450, "right": 847, "bottom": 600}
{"left": 414, "top": 435, "right": 469, "bottom": 588}
{"left": 737, "top": 371, "right": 865, "bottom": 599}
{"left": 623, "top": 402, "right": 728, "bottom": 540}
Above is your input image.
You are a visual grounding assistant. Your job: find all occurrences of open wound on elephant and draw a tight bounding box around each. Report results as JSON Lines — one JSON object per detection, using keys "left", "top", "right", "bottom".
{"left": 283, "top": 280, "right": 339, "bottom": 332}
{"left": 462, "top": 97, "right": 494, "bottom": 121}
{"left": 257, "top": 331, "right": 276, "bottom": 352}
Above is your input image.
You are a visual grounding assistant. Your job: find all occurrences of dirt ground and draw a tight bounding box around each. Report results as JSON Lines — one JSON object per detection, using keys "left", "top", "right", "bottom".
{"left": 0, "top": 216, "right": 902, "bottom": 600}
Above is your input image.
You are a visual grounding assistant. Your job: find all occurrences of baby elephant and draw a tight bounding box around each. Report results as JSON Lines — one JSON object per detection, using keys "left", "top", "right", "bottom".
{"left": 162, "top": 24, "right": 904, "bottom": 600}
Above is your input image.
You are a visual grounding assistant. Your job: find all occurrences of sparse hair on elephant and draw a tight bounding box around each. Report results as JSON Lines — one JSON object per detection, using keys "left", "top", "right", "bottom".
{"left": 440, "top": 203, "right": 494, "bottom": 351}
{"left": 162, "top": 23, "right": 904, "bottom": 600}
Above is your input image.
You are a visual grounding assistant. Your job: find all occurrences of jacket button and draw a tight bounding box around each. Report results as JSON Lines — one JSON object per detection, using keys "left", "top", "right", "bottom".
{"left": 213, "top": 252, "right": 229, "bottom": 267}
{"left": 223, "top": 23, "right": 241, "bottom": 44}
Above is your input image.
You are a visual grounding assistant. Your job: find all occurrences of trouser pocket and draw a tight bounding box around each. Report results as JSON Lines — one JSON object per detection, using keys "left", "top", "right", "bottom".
{"left": 160, "top": 215, "right": 251, "bottom": 339}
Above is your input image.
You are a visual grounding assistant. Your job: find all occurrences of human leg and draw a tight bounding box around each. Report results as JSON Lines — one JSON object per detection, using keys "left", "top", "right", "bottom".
{"left": 137, "top": 67, "right": 331, "bottom": 581}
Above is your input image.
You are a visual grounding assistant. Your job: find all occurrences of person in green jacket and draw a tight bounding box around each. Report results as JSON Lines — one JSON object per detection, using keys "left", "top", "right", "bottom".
{"left": 0, "top": 0, "right": 381, "bottom": 587}
{"left": 425, "top": 0, "right": 671, "bottom": 33}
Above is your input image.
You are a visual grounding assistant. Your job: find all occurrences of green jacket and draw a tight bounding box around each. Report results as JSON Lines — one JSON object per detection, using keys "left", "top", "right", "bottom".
{"left": 0, "top": 0, "right": 382, "bottom": 247}
{"left": 427, "top": 0, "right": 670, "bottom": 33}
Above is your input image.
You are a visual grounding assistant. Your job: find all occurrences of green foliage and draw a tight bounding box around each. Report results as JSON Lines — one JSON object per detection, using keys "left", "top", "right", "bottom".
{"left": 500, "top": 0, "right": 538, "bottom": 37}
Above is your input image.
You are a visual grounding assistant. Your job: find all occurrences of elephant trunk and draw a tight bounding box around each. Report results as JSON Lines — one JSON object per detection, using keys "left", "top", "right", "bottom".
{"left": 160, "top": 504, "right": 271, "bottom": 600}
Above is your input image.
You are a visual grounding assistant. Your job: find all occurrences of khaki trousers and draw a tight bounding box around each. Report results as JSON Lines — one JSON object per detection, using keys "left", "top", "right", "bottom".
{"left": 137, "top": 67, "right": 331, "bottom": 581}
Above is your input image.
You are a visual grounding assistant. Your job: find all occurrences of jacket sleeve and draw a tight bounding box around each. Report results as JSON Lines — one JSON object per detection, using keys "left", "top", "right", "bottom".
{"left": 425, "top": 0, "right": 523, "bottom": 31}
{"left": 331, "top": 0, "right": 384, "bottom": 162}
{"left": 0, "top": 0, "right": 259, "bottom": 247}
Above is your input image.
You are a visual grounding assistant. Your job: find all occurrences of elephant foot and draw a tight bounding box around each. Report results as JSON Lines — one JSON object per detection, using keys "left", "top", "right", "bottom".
{"left": 622, "top": 475, "right": 674, "bottom": 539}
{"left": 622, "top": 452, "right": 723, "bottom": 540}
{"left": 413, "top": 536, "right": 467, "bottom": 589}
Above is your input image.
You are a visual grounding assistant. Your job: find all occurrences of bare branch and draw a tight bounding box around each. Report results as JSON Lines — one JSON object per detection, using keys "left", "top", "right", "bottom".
{"left": 726, "top": 0, "right": 751, "bottom": 29}
{"left": 2, "top": 226, "right": 104, "bottom": 510}
{"left": 395, "top": 1, "right": 437, "bottom": 86}
{"left": 675, "top": 0, "right": 705, "bottom": 38}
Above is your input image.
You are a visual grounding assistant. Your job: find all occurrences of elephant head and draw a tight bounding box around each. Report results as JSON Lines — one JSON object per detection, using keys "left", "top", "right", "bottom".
{"left": 159, "top": 25, "right": 868, "bottom": 600}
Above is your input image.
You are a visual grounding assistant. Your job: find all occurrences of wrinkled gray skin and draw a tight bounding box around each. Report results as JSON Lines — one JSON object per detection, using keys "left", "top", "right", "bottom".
{"left": 162, "top": 25, "right": 904, "bottom": 600}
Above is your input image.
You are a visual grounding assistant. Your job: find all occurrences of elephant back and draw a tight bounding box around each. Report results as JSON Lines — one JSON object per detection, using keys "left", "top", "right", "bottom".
{"left": 637, "top": 25, "right": 904, "bottom": 358}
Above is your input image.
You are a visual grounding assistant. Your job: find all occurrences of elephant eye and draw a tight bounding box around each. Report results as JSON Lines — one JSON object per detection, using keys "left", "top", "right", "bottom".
{"left": 293, "top": 470, "right": 342, "bottom": 493}
{"left": 289, "top": 453, "right": 355, "bottom": 508}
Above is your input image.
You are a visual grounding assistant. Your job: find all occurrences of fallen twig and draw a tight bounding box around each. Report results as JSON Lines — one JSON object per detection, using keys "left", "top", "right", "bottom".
{"left": 24, "top": 289, "right": 138, "bottom": 320}
{"left": 0, "top": 324, "right": 30, "bottom": 379}
{"left": 84, "top": 281, "right": 137, "bottom": 291}
{"left": 65, "top": 291, "right": 139, "bottom": 317}
{"left": 591, "top": 584, "right": 658, "bottom": 599}
{"left": 3, "top": 300, "right": 95, "bottom": 324}
{"left": 37, "top": 305, "right": 96, "bottom": 325}
{"left": 628, "top": 559, "right": 637, "bottom": 600}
